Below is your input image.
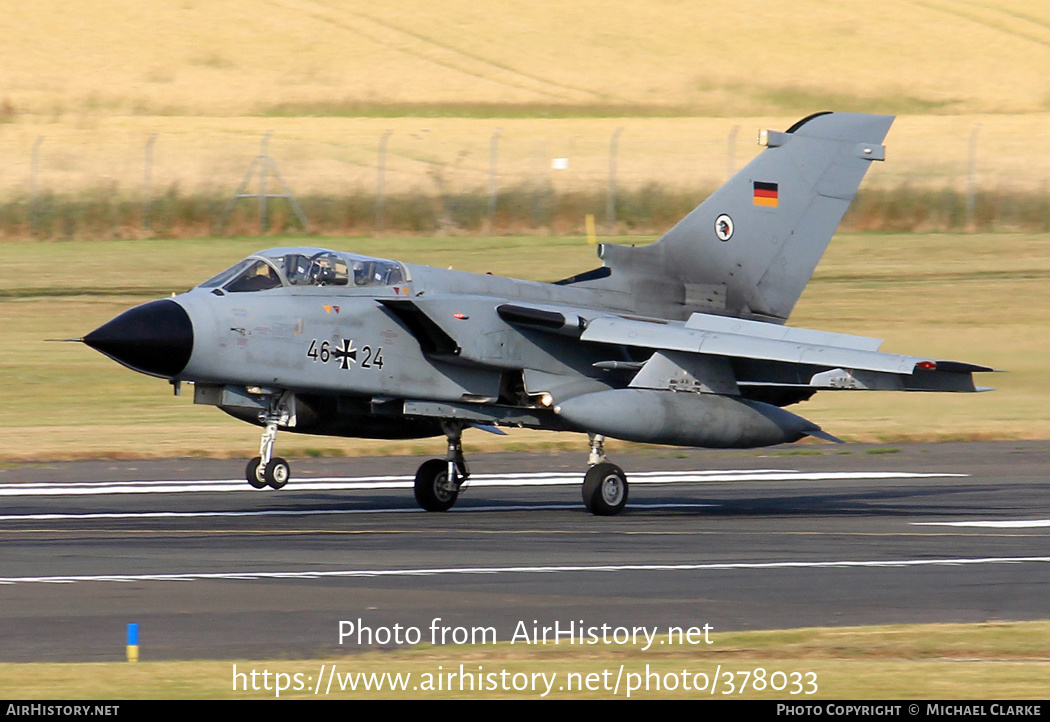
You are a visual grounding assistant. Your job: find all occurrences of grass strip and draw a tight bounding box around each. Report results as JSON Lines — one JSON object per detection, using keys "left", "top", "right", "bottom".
{"left": 1, "top": 622, "right": 1046, "bottom": 699}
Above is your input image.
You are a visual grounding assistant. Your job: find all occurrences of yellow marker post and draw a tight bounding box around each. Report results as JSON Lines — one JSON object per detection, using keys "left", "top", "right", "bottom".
{"left": 585, "top": 213, "right": 597, "bottom": 245}
{"left": 127, "top": 623, "right": 139, "bottom": 663}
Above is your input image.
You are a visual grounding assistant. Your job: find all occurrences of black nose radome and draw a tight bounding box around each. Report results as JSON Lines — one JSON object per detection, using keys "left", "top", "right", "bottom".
{"left": 84, "top": 299, "right": 194, "bottom": 378}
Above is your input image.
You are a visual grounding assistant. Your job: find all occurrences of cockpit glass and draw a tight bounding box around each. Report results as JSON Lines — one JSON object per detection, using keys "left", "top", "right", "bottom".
{"left": 196, "top": 249, "right": 407, "bottom": 293}
{"left": 279, "top": 252, "right": 350, "bottom": 287}
{"left": 224, "top": 260, "right": 283, "bottom": 293}
{"left": 198, "top": 260, "right": 253, "bottom": 289}
{"left": 352, "top": 261, "right": 372, "bottom": 286}
{"left": 279, "top": 250, "right": 405, "bottom": 288}
{"left": 353, "top": 259, "right": 405, "bottom": 286}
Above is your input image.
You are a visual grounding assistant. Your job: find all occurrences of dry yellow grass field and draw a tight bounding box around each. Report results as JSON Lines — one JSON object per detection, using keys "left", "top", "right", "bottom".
{"left": 0, "top": 1, "right": 1049, "bottom": 202}
{"left": 3, "top": 1, "right": 1050, "bottom": 116}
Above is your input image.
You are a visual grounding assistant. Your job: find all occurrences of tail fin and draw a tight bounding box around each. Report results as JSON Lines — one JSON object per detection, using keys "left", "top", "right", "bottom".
{"left": 599, "top": 112, "right": 893, "bottom": 322}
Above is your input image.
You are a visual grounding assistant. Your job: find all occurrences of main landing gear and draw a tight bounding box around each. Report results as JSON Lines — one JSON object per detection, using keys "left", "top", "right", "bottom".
{"left": 581, "top": 433, "right": 628, "bottom": 516}
{"left": 410, "top": 429, "right": 628, "bottom": 516}
{"left": 413, "top": 422, "right": 470, "bottom": 512}
{"left": 245, "top": 392, "right": 293, "bottom": 490}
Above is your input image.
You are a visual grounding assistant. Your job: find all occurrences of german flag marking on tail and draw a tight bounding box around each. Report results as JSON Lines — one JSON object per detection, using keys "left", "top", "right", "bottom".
{"left": 753, "top": 181, "right": 779, "bottom": 207}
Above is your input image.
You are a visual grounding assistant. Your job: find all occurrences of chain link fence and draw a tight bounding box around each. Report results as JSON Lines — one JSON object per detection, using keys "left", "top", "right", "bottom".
{"left": 2, "top": 116, "right": 1048, "bottom": 238}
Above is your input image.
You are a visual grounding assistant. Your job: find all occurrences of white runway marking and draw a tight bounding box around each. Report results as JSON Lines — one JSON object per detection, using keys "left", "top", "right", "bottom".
{"left": 914, "top": 520, "right": 1050, "bottom": 528}
{"left": 0, "top": 502, "right": 717, "bottom": 522}
{"left": 0, "top": 469, "right": 966, "bottom": 497}
{"left": 1, "top": 556, "right": 1047, "bottom": 586}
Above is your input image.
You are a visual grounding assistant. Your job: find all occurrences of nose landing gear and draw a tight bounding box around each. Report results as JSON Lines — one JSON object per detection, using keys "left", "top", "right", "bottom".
{"left": 245, "top": 391, "right": 294, "bottom": 490}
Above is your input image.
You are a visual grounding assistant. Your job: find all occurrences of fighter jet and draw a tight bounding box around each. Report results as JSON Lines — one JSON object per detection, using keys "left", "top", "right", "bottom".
{"left": 83, "top": 112, "right": 992, "bottom": 515}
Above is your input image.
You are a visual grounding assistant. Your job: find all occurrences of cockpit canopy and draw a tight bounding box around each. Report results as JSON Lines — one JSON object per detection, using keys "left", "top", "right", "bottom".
{"left": 197, "top": 248, "right": 408, "bottom": 293}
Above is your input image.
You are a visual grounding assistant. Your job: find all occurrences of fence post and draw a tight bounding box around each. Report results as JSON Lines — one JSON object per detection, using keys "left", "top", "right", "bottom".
{"left": 966, "top": 124, "right": 980, "bottom": 228}
{"left": 216, "top": 131, "right": 308, "bottom": 234}
{"left": 144, "top": 134, "right": 157, "bottom": 233}
{"left": 488, "top": 128, "right": 502, "bottom": 232}
{"left": 376, "top": 130, "right": 392, "bottom": 233}
{"left": 30, "top": 136, "right": 43, "bottom": 236}
{"left": 727, "top": 125, "right": 740, "bottom": 181}
{"left": 258, "top": 131, "right": 272, "bottom": 233}
{"left": 607, "top": 126, "right": 624, "bottom": 232}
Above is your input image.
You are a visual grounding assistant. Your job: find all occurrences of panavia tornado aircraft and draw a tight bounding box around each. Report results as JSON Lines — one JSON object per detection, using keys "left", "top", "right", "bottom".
{"left": 83, "top": 112, "right": 991, "bottom": 515}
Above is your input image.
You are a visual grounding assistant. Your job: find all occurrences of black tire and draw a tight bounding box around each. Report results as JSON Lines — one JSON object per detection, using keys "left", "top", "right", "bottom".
{"left": 582, "top": 463, "right": 628, "bottom": 516}
{"left": 264, "top": 457, "right": 291, "bottom": 489}
{"left": 414, "top": 458, "right": 458, "bottom": 512}
{"left": 246, "top": 457, "right": 267, "bottom": 489}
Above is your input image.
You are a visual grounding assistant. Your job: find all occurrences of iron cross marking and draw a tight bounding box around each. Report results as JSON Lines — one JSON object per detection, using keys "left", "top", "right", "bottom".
{"left": 334, "top": 339, "right": 358, "bottom": 370}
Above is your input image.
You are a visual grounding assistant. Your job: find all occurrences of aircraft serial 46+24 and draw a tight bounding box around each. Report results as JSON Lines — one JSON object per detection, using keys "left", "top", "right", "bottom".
{"left": 83, "top": 112, "right": 992, "bottom": 516}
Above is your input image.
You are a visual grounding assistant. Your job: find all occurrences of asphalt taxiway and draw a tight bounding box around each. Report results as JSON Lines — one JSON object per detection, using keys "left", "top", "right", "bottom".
{"left": 0, "top": 441, "right": 1048, "bottom": 662}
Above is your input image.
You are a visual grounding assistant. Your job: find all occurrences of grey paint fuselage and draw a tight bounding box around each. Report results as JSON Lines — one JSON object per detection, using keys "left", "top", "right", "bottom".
{"left": 178, "top": 260, "right": 628, "bottom": 405}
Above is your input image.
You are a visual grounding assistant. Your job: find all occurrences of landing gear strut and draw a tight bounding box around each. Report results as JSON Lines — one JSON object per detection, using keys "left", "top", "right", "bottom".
{"left": 246, "top": 391, "right": 293, "bottom": 490}
{"left": 582, "top": 434, "right": 628, "bottom": 516}
{"left": 414, "top": 422, "right": 470, "bottom": 511}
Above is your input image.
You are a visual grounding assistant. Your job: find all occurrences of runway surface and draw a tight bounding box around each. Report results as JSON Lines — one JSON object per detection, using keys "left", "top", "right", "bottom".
{"left": 1, "top": 441, "right": 1048, "bottom": 662}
